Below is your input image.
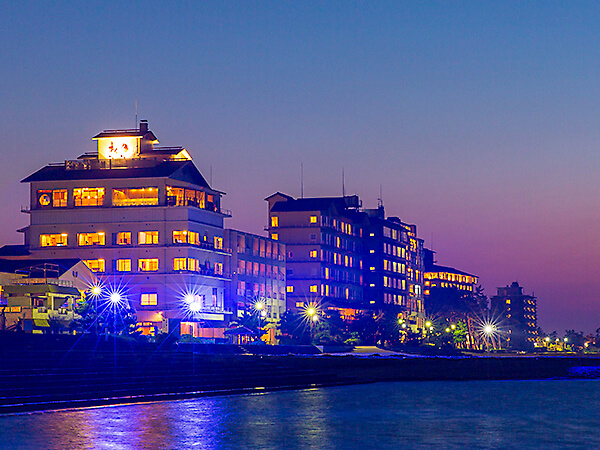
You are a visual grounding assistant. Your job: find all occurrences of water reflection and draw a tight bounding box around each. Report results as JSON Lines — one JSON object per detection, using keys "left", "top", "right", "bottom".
{"left": 1, "top": 380, "right": 600, "bottom": 449}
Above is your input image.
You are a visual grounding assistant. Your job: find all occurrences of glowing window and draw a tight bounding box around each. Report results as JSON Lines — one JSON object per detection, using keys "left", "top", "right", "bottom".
{"left": 310, "top": 285, "right": 318, "bottom": 293}
{"left": 214, "top": 236, "right": 223, "bottom": 250}
{"left": 52, "top": 190, "right": 67, "bottom": 207}
{"left": 116, "top": 232, "right": 131, "bottom": 245}
{"left": 271, "top": 233, "right": 278, "bottom": 241}
{"left": 310, "top": 216, "right": 318, "bottom": 224}
{"left": 84, "top": 259, "right": 105, "bottom": 273}
{"left": 115, "top": 259, "right": 131, "bottom": 272}
{"left": 173, "top": 230, "right": 187, "bottom": 244}
{"left": 287, "top": 286, "right": 294, "bottom": 293}
{"left": 78, "top": 232, "right": 105, "bottom": 246}
{"left": 141, "top": 293, "right": 157, "bottom": 306}
{"left": 40, "top": 233, "right": 67, "bottom": 247}
{"left": 188, "top": 231, "right": 200, "bottom": 245}
{"left": 139, "top": 231, "right": 158, "bottom": 245}
{"left": 139, "top": 259, "right": 159, "bottom": 271}
{"left": 215, "top": 262, "right": 223, "bottom": 275}
{"left": 173, "top": 258, "right": 187, "bottom": 271}
{"left": 73, "top": 187, "right": 105, "bottom": 207}
{"left": 271, "top": 216, "right": 279, "bottom": 227}
{"left": 310, "top": 250, "right": 318, "bottom": 258}
{"left": 112, "top": 187, "right": 158, "bottom": 207}
{"left": 188, "top": 258, "right": 198, "bottom": 271}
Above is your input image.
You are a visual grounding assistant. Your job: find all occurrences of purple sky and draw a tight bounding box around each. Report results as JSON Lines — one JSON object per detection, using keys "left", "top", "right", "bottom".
{"left": 2, "top": 1, "right": 600, "bottom": 333}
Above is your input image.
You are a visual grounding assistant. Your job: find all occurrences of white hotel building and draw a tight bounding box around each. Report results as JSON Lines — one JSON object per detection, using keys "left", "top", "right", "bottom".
{"left": 20, "top": 121, "right": 233, "bottom": 336}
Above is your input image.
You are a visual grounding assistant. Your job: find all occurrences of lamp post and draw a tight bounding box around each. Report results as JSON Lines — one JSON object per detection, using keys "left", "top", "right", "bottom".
{"left": 304, "top": 304, "right": 320, "bottom": 344}
{"left": 483, "top": 324, "right": 495, "bottom": 352}
{"left": 254, "top": 299, "right": 267, "bottom": 342}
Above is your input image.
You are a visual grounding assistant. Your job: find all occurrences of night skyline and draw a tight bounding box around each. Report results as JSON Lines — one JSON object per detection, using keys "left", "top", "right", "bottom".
{"left": 2, "top": 1, "right": 600, "bottom": 333}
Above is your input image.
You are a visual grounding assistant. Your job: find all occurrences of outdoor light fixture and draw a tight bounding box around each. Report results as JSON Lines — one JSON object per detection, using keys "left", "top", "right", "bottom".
{"left": 91, "top": 286, "right": 102, "bottom": 296}
{"left": 189, "top": 301, "right": 202, "bottom": 312}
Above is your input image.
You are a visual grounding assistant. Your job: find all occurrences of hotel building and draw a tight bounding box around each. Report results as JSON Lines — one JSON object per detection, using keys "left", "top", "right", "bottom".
{"left": 490, "top": 281, "right": 537, "bottom": 350}
{"left": 224, "top": 229, "right": 286, "bottom": 322}
{"left": 361, "top": 207, "right": 425, "bottom": 327}
{"left": 20, "top": 121, "right": 232, "bottom": 336}
{"left": 266, "top": 193, "right": 364, "bottom": 317}
{"left": 423, "top": 249, "right": 478, "bottom": 296}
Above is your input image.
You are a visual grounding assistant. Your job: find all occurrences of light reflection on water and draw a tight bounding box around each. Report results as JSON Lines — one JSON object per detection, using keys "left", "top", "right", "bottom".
{"left": 1, "top": 380, "right": 600, "bottom": 449}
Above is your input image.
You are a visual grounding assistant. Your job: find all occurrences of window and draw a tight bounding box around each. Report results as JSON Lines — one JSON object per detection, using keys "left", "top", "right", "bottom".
{"left": 173, "top": 258, "right": 187, "bottom": 271}
{"left": 73, "top": 187, "right": 105, "bottom": 207}
{"left": 52, "top": 189, "right": 67, "bottom": 207}
{"left": 309, "top": 250, "right": 318, "bottom": 258}
{"left": 139, "top": 231, "right": 158, "bottom": 245}
{"left": 115, "top": 259, "right": 131, "bottom": 272}
{"left": 139, "top": 259, "right": 159, "bottom": 271}
{"left": 310, "top": 234, "right": 317, "bottom": 241}
{"left": 141, "top": 293, "right": 157, "bottom": 306}
{"left": 287, "top": 286, "right": 294, "bottom": 293}
{"left": 214, "top": 236, "right": 223, "bottom": 250}
{"left": 310, "top": 285, "right": 318, "bottom": 293}
{"left": 116, "top": 232, "right": 131, "bottom": 245}
{"left": 173, "top": 230, "right": 187, "bottom": 244}
{"left": 112, "top": 187, "right": 158, "bottom": 207}
{"left": 78, "top": 232, "right": 105, "bottom": 246}
{"left": 84, "top": 259, "right": 105, "bottom": 273}
{"left": 40, "top": 233, "right": 67, "bottom": 247}
{"left": 37, "top": 189, "right": 68, "bottom": 208}
{"left": 215, "top": 262, "right": 223, "bottom": 275}
{"left": 310, "top": 215, "right": 318, "bottom": 224}
{"left": 188, "top": 258, "right": 198, "bottom": 271}
{"left": 271, "top": 233, "right": 278, "bottom": 241}
{"left": 271, "top": 216, "right": 279, "bottom": 227}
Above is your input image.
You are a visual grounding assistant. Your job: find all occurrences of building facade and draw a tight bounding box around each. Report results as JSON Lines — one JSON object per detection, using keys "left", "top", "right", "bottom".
{"left": 361, "top": 207, "right": 425, "bottom": 327}
{"left": 20, "top": 121, "right": 232, "bottom": 336}
{"left": 224, "top": 229, "right": 286, "bottom": 322}
{"left": 266, "top": 193, "right": 364, "bottom": 318}
{"left": 490, "top": 281, "right": 537, "bottom": 350}
{"left": 423, "top": 249, "right": 478, "bottom": 296}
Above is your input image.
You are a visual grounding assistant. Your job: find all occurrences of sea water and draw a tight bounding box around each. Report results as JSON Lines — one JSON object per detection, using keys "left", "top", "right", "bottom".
{"left": 1, "top": 379, "right": 599, "bottom": 449}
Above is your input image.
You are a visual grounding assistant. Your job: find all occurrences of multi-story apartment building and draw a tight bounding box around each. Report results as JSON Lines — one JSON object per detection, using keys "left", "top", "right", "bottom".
{"left": 490, "top": 281, "right": 537, "bottom": 350}
{"left": 224, "top": 229, "right": 286, "bottom": 322}
{"left": 361, "top": 207, "right": 425, "bottom": 327}
{"left": 20, "top": 121, "right": 232, "bottom": 337}
{"left": 423, "top": 249, "right": 478, "bottom": 296}
{"left": 266, "top": 193, "right": 364, "bottom": 317}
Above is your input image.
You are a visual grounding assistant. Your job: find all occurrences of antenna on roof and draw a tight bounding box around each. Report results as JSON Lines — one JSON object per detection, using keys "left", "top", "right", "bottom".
{"left": 135, "top": 98, "right": 138, "bottom": 129}
{"left": 378, "top": 185, "right": 383, "bottom": 208}
{"left": 342, "top": 167, "right": 345, "bottom": 197}
{"left": 301, "top": 163, "right": 304, "bottom": 198}
{"left": 210, "top": 165, "right": 213, "bottom": 186}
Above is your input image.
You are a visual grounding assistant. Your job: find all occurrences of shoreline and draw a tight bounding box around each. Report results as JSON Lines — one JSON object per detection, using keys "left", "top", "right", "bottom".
{"left": 1, "top": 335, "right": 599, "bottom": 414}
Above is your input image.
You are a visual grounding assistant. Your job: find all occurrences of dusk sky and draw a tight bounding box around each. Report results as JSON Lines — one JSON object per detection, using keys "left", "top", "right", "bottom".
{"left": 2, "top": 1, "right": 600, "bottom": 333}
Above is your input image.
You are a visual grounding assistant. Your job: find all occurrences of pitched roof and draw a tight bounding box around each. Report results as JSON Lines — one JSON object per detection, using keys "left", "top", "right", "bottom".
{"left": 426, "top": 263, "right": 476, "bottom": 278}
{"left": 92, "top": 129, "right": 158, "bottom": 141}
{"left": 269, "top": 195, "right": 361, "bottom": 213}
{"left": 21, "top": 160, "right": 211, "bottom": 188}
{"left": 0, "top": 258, "right": 84, "bottom": 277}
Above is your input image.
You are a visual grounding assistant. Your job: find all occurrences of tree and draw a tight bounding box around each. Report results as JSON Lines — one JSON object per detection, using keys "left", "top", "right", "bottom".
{"left": 277, "top": 311, "right": 310, "bottom": 345}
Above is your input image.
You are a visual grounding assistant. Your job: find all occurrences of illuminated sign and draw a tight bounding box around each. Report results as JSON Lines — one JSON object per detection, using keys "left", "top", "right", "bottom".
{"left": 97, "top": 137, "right": 139, "bottom": 159}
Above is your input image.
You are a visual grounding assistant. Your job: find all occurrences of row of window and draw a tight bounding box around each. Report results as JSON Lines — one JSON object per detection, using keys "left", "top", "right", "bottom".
{"left": 84, "top": 258, "right": 224, "bottom": 275}
{"left": 424, "top": 271, "right": 477, "bottom": 284}
{"left": 285, "top": 283, "right": 360, "bottom": 300}
{"left": 36, "top": 186, "right": 218, "bottom": 210}
{"left": 40, "top": 231, "right": 223, "bottom": 250}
